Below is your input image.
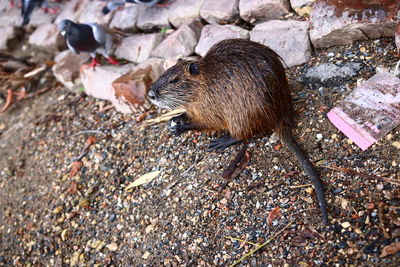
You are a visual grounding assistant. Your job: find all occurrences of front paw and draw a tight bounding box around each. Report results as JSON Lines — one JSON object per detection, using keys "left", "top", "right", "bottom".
{"left": 168, "top": 116, "right": 186, "bottom": 136}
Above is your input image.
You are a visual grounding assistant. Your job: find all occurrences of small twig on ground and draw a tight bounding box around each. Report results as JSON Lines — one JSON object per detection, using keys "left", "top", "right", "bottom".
{"left": 229, "top": 221, "right": 293, "bottom": 267}
{"left": 322, "top": 165, "right": 400, "bottom": 185}
{"left": 70, "top": 130, "right": 107, "bottom": 137}
{"left": 288, "top": 184, "right": 313, "bottom": 188}
{"left": 224, "top": 236, "right": 259, "bottom": 247}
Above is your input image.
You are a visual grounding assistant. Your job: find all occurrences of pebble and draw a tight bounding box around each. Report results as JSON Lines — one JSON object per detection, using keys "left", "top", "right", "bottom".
{"left": 327, "top": 52, "right": 335, "bottom": 57}
{"left": 106, "top": 243, "right": 119, "bottom": 252}
{"left": 53, "top": 206, "right": 63, "bottom": 214}
{"left": 142, "top": 251, "right": 150, "bottom": 259}
{"left": 341, "top": 221, "right": 351, "bottom": 228}
{"left": 392, "top": 141, "right": 400, "bottom": 149}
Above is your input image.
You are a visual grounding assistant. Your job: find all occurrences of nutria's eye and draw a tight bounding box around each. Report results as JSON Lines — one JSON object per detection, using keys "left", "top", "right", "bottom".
{"left": 188, "top": 62, "right": 199, "bottom": 75}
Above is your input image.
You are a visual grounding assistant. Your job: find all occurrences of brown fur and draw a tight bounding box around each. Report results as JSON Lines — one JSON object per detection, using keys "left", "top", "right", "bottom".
{"left": 149, "top": 39, "right": 328, "bottom": 224}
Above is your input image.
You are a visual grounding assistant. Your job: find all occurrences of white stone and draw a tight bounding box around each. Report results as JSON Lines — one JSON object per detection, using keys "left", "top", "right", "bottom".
{"left": 78, "top": 1, "right": 113, "bottom": 25}
{"left": 239, "top": 0, "right": 290, "bottom": 24}
{"left": 200, "top": 0, "right": 239, "bottom": 24}
{"left": 55, "top": 0, "right": 90, "bottom": 24}
{"left": 152, "top": 22, "right": 203, "bottom": 59}
{"left": 168, "top": 0, "right": 205, "bottom": 28}
{"left": 137, "top": 5, "right": 170, "bottom": 31}
{"left": 250, "top": 20, "right": 311, "bottom": 67}
{"left": 115, "top": 34, "right": 163, "bottom": 63}
{"left": 28, "top": 23, "right": 63, "bottom": 51}
{"left": 195, "top": 24, "right": 249, "bottom": 57}
{"left": 109, "top": 4, "right": 143, "bottom": 32}
{"left": 52, "top": 50, "right": 90, "bottom": 90}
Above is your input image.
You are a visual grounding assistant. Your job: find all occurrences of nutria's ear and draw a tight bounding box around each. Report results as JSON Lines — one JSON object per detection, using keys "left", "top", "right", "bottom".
{"left": 188, "top": 62, "right": 199, "bottom": 75}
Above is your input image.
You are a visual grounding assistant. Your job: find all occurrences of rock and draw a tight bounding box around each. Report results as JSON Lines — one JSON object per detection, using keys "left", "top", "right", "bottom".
{"left": 250, "top": 20, "right": 311, "bottom": 67}
{"left": 304, "top": 63, "right": 362, "bottom": 90}
{"left": 310, "top": 1, "right": 396, "bottom": 48}
{"left": 55, "top": 0, "right": 90, "bottom": 24}
{"left": 112, "top": 66, "right": 153, "bottom": 113}
{"left": 106, "top": 243, "right": 118, "bottom": 252}
{"left": 78, "top": 0, "right": 113, "bottom": 25}
{"left": 109, "top": 4, "right": 143, "bottom": 32}
{"left": 200, "top": 0, "right": 239, "bottom": 24}
{"left": 290, "top": 0, "right": 314, "bottom": 16}
{"left": 0, "top": 8, "right": 20, "bottom": 26}
{"left": 168, "top": 0, "right": 205, "bottom": 28}
{"left": 115, "top": 34, "right": 164, "bottom": 63}
{"left": 28, "top": 23, "right": 64, "bottom": 51}
{"left": 29, "top": 5, "right": 60, "bottom": 27}
{"left": 52, "top": 50, "right": 90, "bottom": 90}
{"left": 0, "top": 26, "right": 21, "bottom": 51}
{"left": 137, "top": 5, "right": 170, "bottom": 31}
{"left": 152, "top": 21, "right": 203, "bottom": 59}
{"left": 195, "top": 24, "right": 249, "bottom": 56}
{"left": 239, "top": 0, "right": 290, "bottom": 24}
{"left": 81, "top": 63, "right": 134, "bottom": 102}
{"left": 137, "top": 58, "right": 166, "bottom": 82}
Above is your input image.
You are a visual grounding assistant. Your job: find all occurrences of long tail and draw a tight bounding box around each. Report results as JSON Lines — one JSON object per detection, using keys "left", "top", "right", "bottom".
{"left": 281, "top": 129, "right": 328, "bottom": 224}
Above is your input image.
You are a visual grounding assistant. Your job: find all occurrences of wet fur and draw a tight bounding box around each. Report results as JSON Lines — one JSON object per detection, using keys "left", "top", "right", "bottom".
{"left": 150, "top": 39, "right": 328, "bottom": 224}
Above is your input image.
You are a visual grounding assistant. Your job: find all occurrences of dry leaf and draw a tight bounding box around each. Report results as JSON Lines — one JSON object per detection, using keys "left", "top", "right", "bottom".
{"left": 85, "top": 136, "right": 97, "bottom": 145}
{"left": 125, "top": 171, "right": 161, "bottom": 190}
{"left": 66, "top": 181, "right": 78, "bottom": 194}
{"left": 69, "top": 161, "right": 83, "bottom": 177}
{"left": 267, "top": 206, "right": 281, "bottom": 225}
{"left": 380, "top": 242, "right": 400, "bottom": 258}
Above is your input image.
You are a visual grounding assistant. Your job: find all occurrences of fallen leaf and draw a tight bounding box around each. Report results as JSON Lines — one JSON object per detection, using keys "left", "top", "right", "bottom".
{"left": 274, "top": 144, "right": 282, "bottom": 151}
{"left": 291, "top": 229, "right": 316, "bottom": 247}
{"left": 267, "top": 206, "right": 281, "bottom": 225}
{"left": 69, "top": 161, "right": 83, "bottom": 177}
{"left": 85, "top": 136, "right": 97, "bottom": 145}
{"left": 380, "top": 242, "right": 400, "bottom": 258}
{"left": 66, "top": 181, "right": 78, "bottom": 194}
{"left": 125, "top": 171, "right": 161, "bottom": 190}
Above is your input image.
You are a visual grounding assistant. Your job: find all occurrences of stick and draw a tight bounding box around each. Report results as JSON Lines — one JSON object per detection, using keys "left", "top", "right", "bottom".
{"left": 229, "top": 221, "right": 293, "bottom": 267}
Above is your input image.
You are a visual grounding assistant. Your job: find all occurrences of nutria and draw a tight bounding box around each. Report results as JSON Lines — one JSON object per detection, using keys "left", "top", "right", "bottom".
{"left": 148, "top": 39, "right": 328, "bottom": 224}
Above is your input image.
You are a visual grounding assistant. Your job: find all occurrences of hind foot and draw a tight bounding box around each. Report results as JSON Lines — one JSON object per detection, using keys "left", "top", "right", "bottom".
{"left": 207, "top": 135, "right": 240, "bottom": 152}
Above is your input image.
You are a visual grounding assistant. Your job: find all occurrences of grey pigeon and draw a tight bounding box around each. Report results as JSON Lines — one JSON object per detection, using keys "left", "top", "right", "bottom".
{"left": 102, "top": 0, "right": 170, "bottom": 14}
{"left": 59, "top": 19, "right": 118, "bottom": 68}
{"left": 21, "top": 0, "right": 45, "bottom": 26}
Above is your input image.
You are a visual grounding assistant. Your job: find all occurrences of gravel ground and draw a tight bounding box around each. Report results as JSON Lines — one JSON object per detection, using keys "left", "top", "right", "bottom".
{"left": 0, "top": 38, "right": 399, "bottom": 266}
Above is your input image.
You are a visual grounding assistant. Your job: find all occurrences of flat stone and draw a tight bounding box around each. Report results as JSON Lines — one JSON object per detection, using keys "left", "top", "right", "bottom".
{"left": 303, "top": 62, "right": 362, "bottom": 90}
{"left": 78, "top": 1, "right": 113, "bottom": 25}
{"left": 239, "top": 0, "right": 290, "bottom": 24}
{"left": 250, "top": 20, "right": 311, "bottom": 67}
{"left": 310, "top": 1, "right": 396, "bottom": 48}
{"left": 200, "top": 0, "right": 239, "bottom": 24}
{"left": 28, "top": 23, "right": 64, "bottom": 51}
{"left": 290, "top": 0, "right": 314, "bottom": 16}
{"left": 109, "top": 4, "right": 143, "bottom": 32}
{"left": 52, "top": 50, "right": 90, "bottom": 90}
{"left": 80, "top": 63, "right": 136, "bottom": 113}
{"left": 115, "top": 34, "right": 164, "bottom": 63}
{"left": 152, "top": 21, "right": 203, "bottom": 59}
{"left": 137, "top": 5, "right": 170, "bottom": 31}
{"left": 168, "top": 0, "right": 205, "bottom": 28}
{"left": 195, "top": 24, "right": 249, "bottom": 57}
{"left": 0, "top": 26, "right": 20, "bottom": 51}
{"left": 0, "top": 8, "right": 20, "bottom": 26}
{"left": 30, "top": 11, "right": 57, "bottom": 28}
{"left": 55, "top": 0, "right": 90, "bottom": 24}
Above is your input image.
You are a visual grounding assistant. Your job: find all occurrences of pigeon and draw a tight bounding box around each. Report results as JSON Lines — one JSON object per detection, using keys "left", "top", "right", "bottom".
{"left": 102, "top": 0, "right": 171, "bottom": 15}
{"left": 21, "top": 0, "right": 58, "bottom": 26}
{"left": 59, "top": 20, "right": 119, "bottom": 69}
{"left": 21, "top": 0, "right": 45, "bottom": 26}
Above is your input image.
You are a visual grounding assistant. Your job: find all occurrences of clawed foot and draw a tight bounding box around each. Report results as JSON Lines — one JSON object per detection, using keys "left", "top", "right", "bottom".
{"left": 168, "top": 114, "right": 192, "bottom": 136}
{"left": 107, "top": 57, "right": 120, "bottom": 65}
{"left": 86, "top": 58, "right": 101, "bottom": 70}
{"left": 207, "top": 135, "right": 240, "bottom": 152}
